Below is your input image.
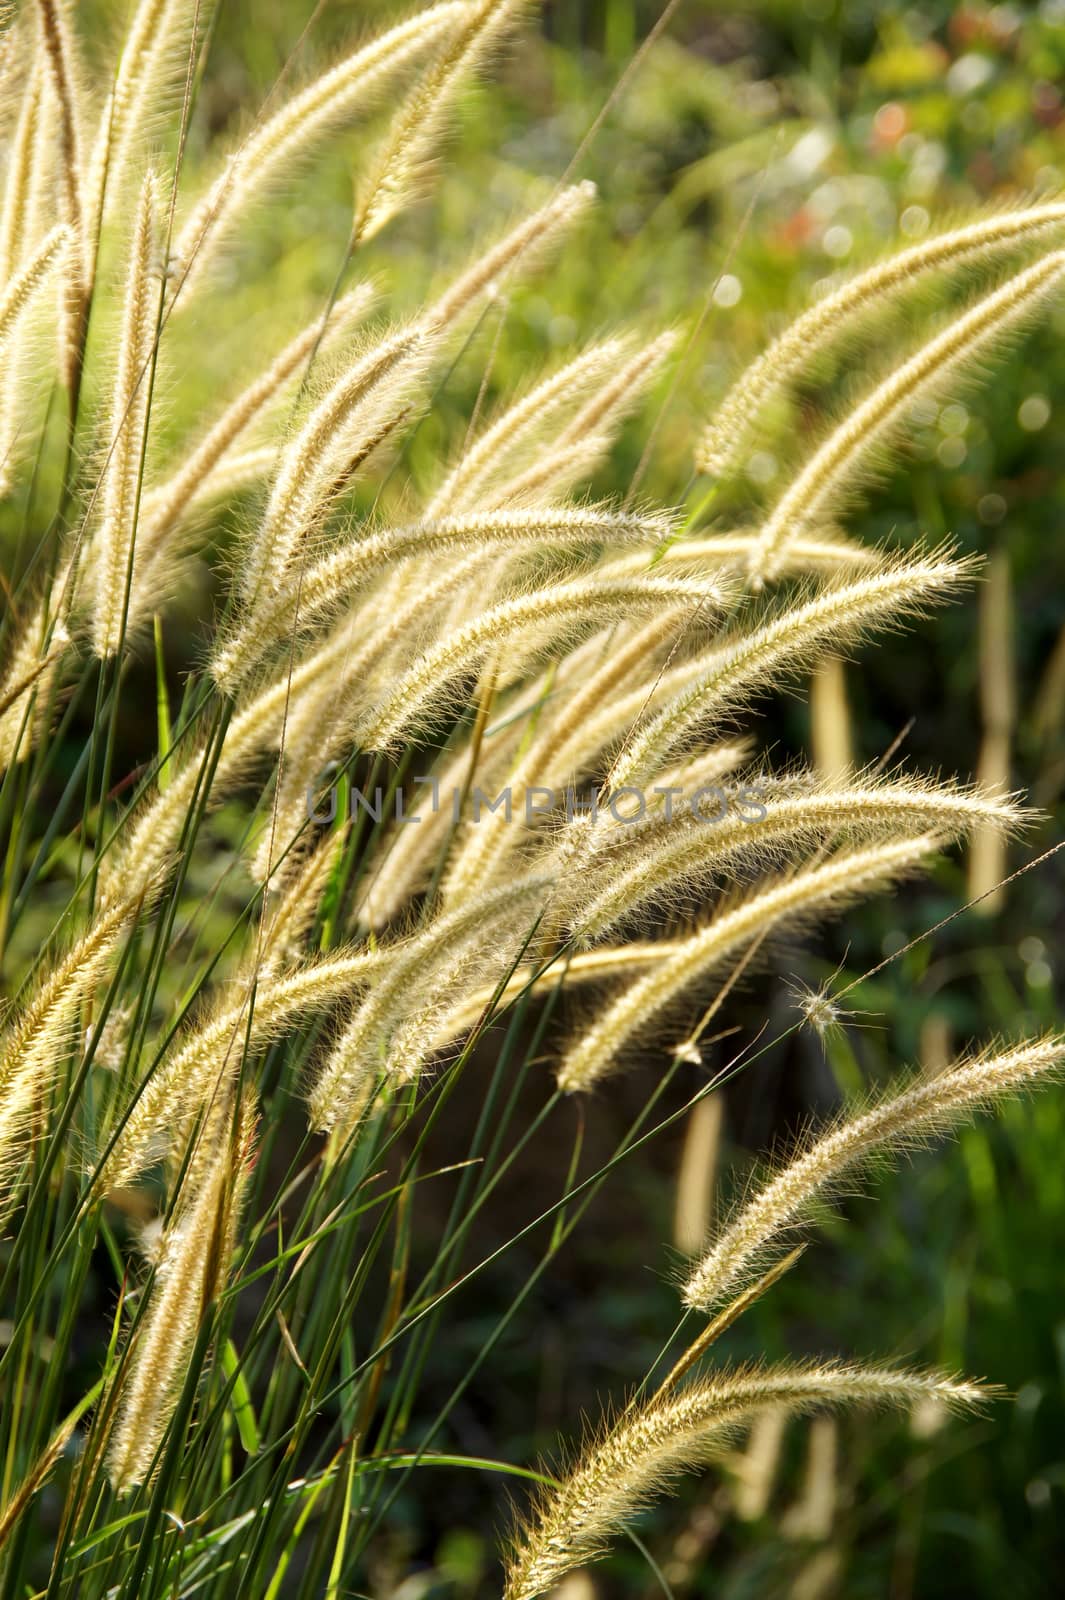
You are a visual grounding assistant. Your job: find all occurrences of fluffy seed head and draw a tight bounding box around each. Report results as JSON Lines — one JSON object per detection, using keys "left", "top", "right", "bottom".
{"left": 699, "top": 202, "right": 1065, "bottom": 480}
{"left": 683, "top": 1034, "right": 1065, "bottom": 1313}
{"left": 504, "top": 1361, "right": 990, "bottom": 1600}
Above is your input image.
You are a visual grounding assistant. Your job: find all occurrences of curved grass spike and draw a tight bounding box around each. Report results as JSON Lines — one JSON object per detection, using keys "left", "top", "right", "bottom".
{"left": 568, "top": 776, "right": 1023, "bottom": 941}
{"left": 33, "top": 0, "right": 90, "bottom": 396}
{"left": 520, "top": 556, "right": 911, "bottom": 816}
{"left": 134, "top": 281, "right": 376, "bottom": 576}
{"left": 213, "top": 506, "right": 678, "bottom": 691}
{"left": 699, "top": 200, "right": 1065, "bottom": 481}
{"left": 351, "top": 0, "right": 529, "bottom": 248}
{"left": 87, "top": 0, "right": 202, "bottom": 232}
{"left": 427, "top": 335, "right": 638, "bottom": 516}
{"left": 172, "top": 1, "right": 469, "bottom": 298}
{"left": 0, "top": 879, "right": 163, "bottom": 1205}
{"left": 426, "top": 178, "right": 596, "bottom": 328}
{"left": 747, "top": 252, "right": 1065, "bottom": 584}
{"left": 0, "top": 222, "right": 67, "bottom": 352}
{"left": 557, "top": 834, "right": 944, "bottom": 1092}
{"left": 0, "top": 62, "right": 45, "bottom": 286}
{"left": 97, "top": 948, "right": 382, "bottom": 1191}
{"left": 33, "top": 0, "right": 85, "bottom": 262}
{"left": 355, "top": 572, "right": 730, "bottom": 750}
{"left": 97, "top": 610, "right": 402, "bottom": 905}
{"left": 237, "top": 323, "right": 432, "bottom": 607}
{"left": 307, "top": 873, "right": 556, "bottom": 1137}
{"left": 650, "top": 530, "right": 879, "bottom": 574}
{"left": 468, "top": 332, "right": 678, "bottom": 509}
{"left": 504, "top": 1362, "right": 990, "bottom": 1600}
{"left": 683, "top": 1033, "right": 1065, "bottom": 1312}
{"left": 106, "top": 1091, "right": 257, "bottom": 1492}
{"left": 91, "top": 169, "right": 162, "bottom": 658}
{"left": 431, "top": 336, "right": 630, "bottom": 507}
{"left": 609, "top": 550, "right": 975, "bottom": 791}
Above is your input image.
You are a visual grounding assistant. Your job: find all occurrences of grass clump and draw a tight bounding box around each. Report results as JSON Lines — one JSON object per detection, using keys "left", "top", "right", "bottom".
{"left": 0, "top": 2, "right": 1062, "bottom": 1595}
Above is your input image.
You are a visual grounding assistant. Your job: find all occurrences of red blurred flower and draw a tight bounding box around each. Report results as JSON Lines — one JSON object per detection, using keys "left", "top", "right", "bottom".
{"left": 872, "top": 101, "right": 909, "bottom": 153}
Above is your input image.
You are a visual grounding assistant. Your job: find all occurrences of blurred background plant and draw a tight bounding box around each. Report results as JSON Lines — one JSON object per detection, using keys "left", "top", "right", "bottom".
{"left": 3, "top": 1, "right": 1065, "bottom": 1596}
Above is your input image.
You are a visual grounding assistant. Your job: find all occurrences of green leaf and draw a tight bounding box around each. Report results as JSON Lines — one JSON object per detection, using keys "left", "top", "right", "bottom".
{"left": 153, "top": 614, "right": 172, "bottom": 790}
{"left": 220, "top": 1339, "right": 260, "bottom": 1456}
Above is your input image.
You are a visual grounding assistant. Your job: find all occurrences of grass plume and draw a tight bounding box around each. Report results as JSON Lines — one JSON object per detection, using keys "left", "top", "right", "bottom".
{"left": 504, "top": 1361, "right": 990, "bottom": 1600}
{"left": 683, "top": 1034, "right": 1065, "bottom": 1313}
